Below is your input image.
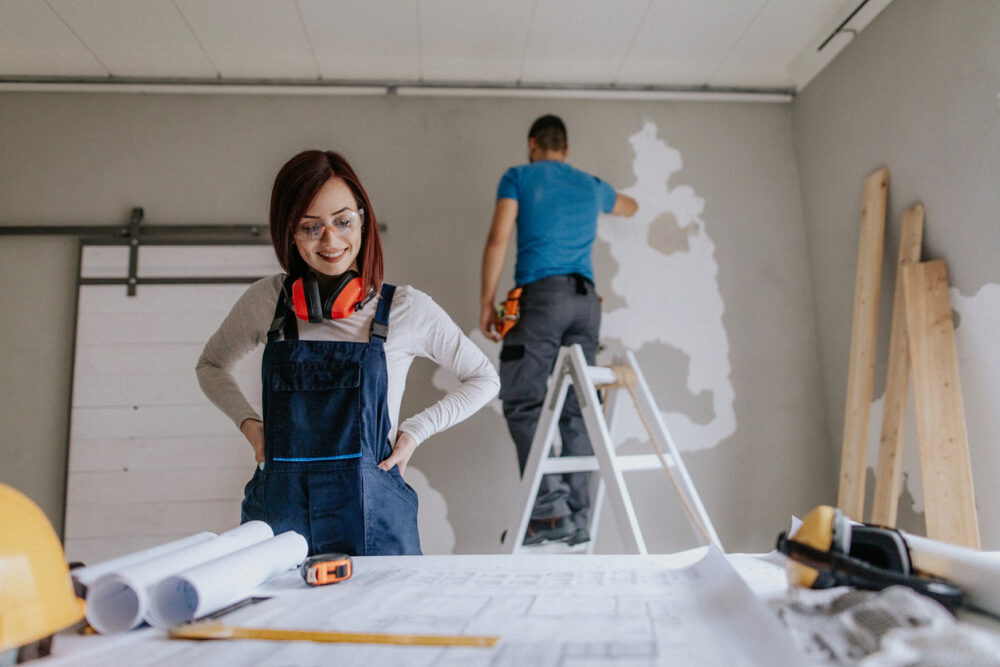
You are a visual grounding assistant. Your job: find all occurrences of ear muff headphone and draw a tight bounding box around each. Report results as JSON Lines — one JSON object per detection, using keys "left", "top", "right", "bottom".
{"left": 776, "top": 505, "right": 963, "bottom": 608}
{"left": 290, "top": 270, "right": 374, "bottom": 323}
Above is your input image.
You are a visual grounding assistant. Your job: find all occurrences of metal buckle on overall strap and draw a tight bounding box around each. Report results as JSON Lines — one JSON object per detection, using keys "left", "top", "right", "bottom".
{"left": 370, "top": 322, "right": 389, "bottom": 340}
{"left": 267, "top": 277, "right": 296, "bottom": 341}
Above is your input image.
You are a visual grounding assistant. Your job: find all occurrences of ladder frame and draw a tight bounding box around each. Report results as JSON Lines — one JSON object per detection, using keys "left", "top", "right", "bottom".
{"left": 505, "top": 344, "right": 722, "bottom": 554}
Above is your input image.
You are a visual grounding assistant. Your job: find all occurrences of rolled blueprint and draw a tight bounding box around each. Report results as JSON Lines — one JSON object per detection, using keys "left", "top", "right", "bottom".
{"left": 149, "top": 530, "right": 308, "bottom": 627}
{"left": 85, "top": 521, "right": 274, "bottom": 634}
{"left": 71, "top": 532, "right": 217, "bottom": 592}
{"left": 905, "top": 532, "right": 1000, "bottom": 617}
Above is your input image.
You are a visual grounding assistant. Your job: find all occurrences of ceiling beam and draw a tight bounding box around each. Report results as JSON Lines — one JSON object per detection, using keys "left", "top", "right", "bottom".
{"left": 0, "top": 76, "right": 793, "bottom": 102}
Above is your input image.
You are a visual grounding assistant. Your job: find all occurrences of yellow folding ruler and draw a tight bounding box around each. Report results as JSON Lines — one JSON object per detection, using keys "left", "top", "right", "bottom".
{"left": 169, "top": 621, "right": 499, "bottom": 648}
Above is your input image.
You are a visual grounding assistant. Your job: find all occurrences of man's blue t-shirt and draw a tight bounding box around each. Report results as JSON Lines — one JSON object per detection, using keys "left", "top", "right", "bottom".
{"left": 497, "top": 160, "right": 617, "bottom": 286}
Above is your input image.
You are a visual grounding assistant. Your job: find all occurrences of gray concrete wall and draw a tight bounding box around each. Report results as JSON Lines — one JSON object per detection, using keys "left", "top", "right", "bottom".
{"left": 793, "top": 0, "right": 1000, "bottom": 543}
{"left": 0, "top": 91, "right": 827, "bottom": 554}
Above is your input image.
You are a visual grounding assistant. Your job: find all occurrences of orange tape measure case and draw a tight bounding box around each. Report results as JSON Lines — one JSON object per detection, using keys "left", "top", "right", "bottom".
{"left": 496, "top": 287, "right": 522, "bottom": 339}
{"left": 300, "top": 553, "right": 353, "bottom": 586}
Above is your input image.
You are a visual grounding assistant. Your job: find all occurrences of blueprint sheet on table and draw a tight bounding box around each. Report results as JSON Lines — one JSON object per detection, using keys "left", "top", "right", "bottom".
{"left": 46, "top": 547, "right": 806, "bottom": 666}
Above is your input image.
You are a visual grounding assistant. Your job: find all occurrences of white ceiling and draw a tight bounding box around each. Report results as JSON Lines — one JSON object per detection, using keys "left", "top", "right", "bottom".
{"left": 0, "top": 0, "right": 893, "bottom": 96}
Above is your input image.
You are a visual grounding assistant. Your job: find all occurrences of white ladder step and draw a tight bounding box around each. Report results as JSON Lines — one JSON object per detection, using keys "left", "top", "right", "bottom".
{"left": 540, "top": 453, "right": 675, "bottom": 474}
{"left": 584, "top": 365, "right": 617, "bottom": 386}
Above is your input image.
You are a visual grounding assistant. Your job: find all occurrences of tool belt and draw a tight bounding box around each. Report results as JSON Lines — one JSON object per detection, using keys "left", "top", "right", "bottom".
{"left": 496, "top": 286, "right": 522, "bottom": 339}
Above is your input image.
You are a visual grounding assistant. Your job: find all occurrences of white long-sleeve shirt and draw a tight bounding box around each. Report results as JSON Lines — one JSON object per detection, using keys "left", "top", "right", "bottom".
{"left": 196, "top": 275, "right": 499, "bottom": 446}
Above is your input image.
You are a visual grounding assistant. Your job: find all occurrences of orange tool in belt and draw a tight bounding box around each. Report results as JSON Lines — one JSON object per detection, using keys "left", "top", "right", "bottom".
{"left": 300, "top": 553, "right": 353, "bottom": 585}
{"left": 496, "top": 287, "right": 522, "bottom": 339}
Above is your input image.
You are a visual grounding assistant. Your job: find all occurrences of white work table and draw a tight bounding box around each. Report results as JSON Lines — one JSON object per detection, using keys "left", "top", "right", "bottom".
{"left": 41, "top": 548, "right": 803, "bottom": 666}
{"left": 38, "top": 548, "right": 1000, "bottom": 666}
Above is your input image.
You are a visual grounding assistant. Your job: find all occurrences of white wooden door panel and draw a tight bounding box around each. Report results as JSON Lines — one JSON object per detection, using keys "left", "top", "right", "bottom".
{"left": 64, "top": 244, "right": 279, "bottom": 565}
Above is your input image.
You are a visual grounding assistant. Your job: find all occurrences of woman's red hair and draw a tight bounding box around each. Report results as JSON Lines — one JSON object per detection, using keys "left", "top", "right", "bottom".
{"left": 269, "top": 150, "right": 384, "bottom": 293}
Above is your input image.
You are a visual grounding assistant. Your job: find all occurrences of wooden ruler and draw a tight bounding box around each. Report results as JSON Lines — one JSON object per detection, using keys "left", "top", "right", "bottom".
{"left": 169, "top": 621, "right": 500, "bottom": 648}
{"left": 870, "top": 203, "right": 924, "bottom": 526}
{"left": 838, "top": 167, "right": 888, "bottom": 520}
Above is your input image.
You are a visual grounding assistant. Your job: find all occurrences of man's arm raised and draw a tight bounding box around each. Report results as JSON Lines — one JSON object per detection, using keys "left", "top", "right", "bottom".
{"left": 611, "top": 193, "right": 639, "bottom": 217}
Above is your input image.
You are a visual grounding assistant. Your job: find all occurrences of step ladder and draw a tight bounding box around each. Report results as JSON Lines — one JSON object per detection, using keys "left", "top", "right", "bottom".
{"left": 506, "top": 344, "right": 722, "bottom": 554}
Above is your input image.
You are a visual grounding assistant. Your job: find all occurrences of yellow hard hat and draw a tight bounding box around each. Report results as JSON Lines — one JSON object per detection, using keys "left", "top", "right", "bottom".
{"left": 0, "top": 484, "right": 85, "bottom": 653}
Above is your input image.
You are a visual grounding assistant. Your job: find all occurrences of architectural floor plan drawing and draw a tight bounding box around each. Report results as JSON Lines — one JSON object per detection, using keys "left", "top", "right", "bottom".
{"left": 49, "top": 548, "right": 806, "bottom": 666}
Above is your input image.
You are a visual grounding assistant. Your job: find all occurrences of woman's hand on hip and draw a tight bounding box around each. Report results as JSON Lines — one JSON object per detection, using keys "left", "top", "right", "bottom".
{"left": 378, "top": 431, "right": 418, "bottom": 476}
{"left": 240, "top": 418, "right": 266, "bottom": 463}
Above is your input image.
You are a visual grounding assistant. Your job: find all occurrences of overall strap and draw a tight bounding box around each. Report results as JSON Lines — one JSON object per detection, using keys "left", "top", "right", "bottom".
{"left": 370, "top": 283, "right": 396, "bottom": 343}
{"left": 267, "top": 274, "right": 299, "bottom": 342}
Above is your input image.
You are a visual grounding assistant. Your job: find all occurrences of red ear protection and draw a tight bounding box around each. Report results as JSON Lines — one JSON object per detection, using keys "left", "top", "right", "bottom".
{"left": 291, "top": 270, "right": 367, "bottom": 323}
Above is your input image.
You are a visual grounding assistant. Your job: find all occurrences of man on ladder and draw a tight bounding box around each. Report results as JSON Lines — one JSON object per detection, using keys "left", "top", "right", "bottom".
{"left": 479, "top": 114, "right": 638, "bottom": 547}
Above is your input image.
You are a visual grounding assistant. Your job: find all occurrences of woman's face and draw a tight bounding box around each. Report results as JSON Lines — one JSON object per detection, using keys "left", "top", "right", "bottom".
{"left": 294, "top": 176, "right": 363, "bottom": 282}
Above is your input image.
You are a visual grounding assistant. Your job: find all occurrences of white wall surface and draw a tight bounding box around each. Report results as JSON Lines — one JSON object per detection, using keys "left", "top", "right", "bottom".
{"left": 793, "top": 0, "right": 1000, "bottom": 546}
{"left": 0, "top": 90, "right": 826, "bottom": 555}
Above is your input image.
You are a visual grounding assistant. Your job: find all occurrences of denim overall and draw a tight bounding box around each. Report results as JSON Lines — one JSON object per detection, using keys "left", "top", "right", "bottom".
{"left": 240, "top": 280, "right": 421, "bottom": 556}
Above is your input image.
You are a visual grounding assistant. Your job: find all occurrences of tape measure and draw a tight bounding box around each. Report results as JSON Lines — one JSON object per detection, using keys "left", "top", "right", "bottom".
{"left": 496, "top": 286, "right": 522, "bottom": 339}
{"left": 300, "top": 553, "right": 353, "bottom": 586}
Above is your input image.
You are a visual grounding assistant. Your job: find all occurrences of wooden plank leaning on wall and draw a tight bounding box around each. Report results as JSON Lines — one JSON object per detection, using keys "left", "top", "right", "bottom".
{"left": 870, "top": 204, "right": 924, "bottom": 526}
{"left": 837, "top": 167, "right": 888, "bottom": 521}
{"left": 902, "top": 260, "right": 980, "bottom": 549}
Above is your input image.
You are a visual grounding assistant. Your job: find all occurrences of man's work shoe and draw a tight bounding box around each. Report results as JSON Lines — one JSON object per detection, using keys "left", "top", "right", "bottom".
{"left": 566, "top": 527, "right": 591, "bottom": 547}
{"left": 522, "top": 517, "right": 573, "bottom": 545}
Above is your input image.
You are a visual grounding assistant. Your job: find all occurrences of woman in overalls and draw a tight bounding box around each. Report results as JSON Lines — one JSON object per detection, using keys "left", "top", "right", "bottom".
{"left": 197, "top": 150, "right": 499, "bottom": 556}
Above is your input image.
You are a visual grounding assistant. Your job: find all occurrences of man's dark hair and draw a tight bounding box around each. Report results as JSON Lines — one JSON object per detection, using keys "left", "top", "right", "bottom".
{"left": 528, "top": 114, "right": 567, "bottom": 152}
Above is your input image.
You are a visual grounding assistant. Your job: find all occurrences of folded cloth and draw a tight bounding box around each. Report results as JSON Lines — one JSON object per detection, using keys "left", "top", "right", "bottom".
{"left": 770, "top": 585, "right": 954, "bottom": 665}
{"left": 859, "top": 622, "right": 1000, "bottom": 667}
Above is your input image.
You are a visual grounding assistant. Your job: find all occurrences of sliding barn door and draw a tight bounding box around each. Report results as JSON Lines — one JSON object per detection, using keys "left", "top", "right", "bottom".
{"left": 64, "top": 244, "right": 280, "bottom": 564}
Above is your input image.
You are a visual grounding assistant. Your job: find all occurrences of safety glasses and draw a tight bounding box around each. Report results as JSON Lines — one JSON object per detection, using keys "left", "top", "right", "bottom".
{"left": 296, "top": 209, "right": 364, "bottom": 241}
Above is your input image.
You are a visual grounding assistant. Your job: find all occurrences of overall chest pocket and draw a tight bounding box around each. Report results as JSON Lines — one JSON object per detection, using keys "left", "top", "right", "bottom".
{"left": 265, "top": 361, "right": 363, "bottom": 468}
